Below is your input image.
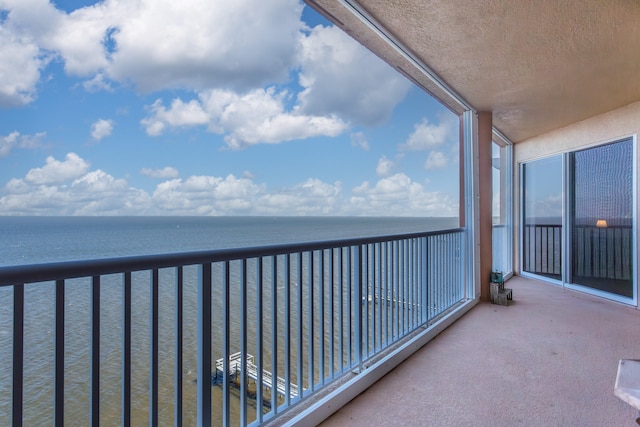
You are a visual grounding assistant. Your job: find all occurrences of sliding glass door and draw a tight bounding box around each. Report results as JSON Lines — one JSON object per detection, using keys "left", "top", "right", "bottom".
{"left": 492, "top": 142, "right": 513, "bottom": 277}
{"left": 521, "top": 137, "right": 636, "bottom": 303}
{"left": 569, "top": 138, "right": 634, "bottom": 298}
{"left": 522, "top": 155, "right": 563, "bottom": 281}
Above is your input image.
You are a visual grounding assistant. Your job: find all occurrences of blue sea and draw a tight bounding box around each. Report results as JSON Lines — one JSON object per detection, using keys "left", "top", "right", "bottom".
{"left": 0, "top": 216, "right": 457, "bottom": 426}
{"left": 0, "top": 216, "right": 458, "bottom": 266}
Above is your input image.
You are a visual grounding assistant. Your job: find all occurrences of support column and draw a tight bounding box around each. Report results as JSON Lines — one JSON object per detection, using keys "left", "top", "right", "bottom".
{"left": 478, "top": 112, "right": 493, "bottom": 301}
{"left": 459, "top": 117, "right": 466, "bottom": 227}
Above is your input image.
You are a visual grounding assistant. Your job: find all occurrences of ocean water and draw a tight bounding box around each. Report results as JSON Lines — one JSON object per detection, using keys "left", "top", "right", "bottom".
{"left": 0, "top": 216, "right": 458, "bottom": 266}
{"left": 0, "top": 216, "right": 457, "bottom": 426}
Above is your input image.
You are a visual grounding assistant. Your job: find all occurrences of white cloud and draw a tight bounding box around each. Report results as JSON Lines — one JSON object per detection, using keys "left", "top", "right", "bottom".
{"left": 424, "top": 151, "right": 448, "bottom": 169}
{"left": 82, "top": 73, "right": 113, "bottom": 92}
{"left": 0, "top": 0, "right": 414, "bottom": 148}
{"left": 141, "top": 98, "right": 210, "bottom": 136}
{"left": 529, "top": 194, "right": 563, "bottom": 218}
{"left": 141, "top": 167, "right": 179, "bottom": 179}
{"left": 376, "top": 156, "right": 394, "bottom": 177}
{"left": 256, "top": 178, "right": 343, "bottom": 216}
{"left": 0, "top": 0, "right": 303, "bottom": 95}
{"left": 345, "top": 173, "right": 458, "bottom": 217}
{"left": 106, "top": 0, "right": 303, "bottom": 92}
{"left": 0, "top": 131, "right": 45, "bottom": 157}
{"left": 400, "top": 117, "right": 455, "bottom": 151}
{"left": 25, "top": 152, "right": 89, "bottom": 185}
{"left": 142, "top": 88, "right": 348, "bottom": 149}
{"left": 152, "top": 174, "right": 263, "bottom": 215}
{"left": 0, "top": 152, "right": 150, "bottom": 215}
{"left": 297, "top": 25, "right": 411, "bottom": 126}
{"left": 350, "top": 132, "right": 369, "bottom": 151}
{"left": 0, "top": 153, "right": 458, "bottom": 217}
{"left": 90, "top": 118, "right": 114, "bottom": 141}
{"left": 0, "top": 21, "right": 50, "bottom": 106}
{"left": 49, "top": 2, "right": 113, "bottom": 76}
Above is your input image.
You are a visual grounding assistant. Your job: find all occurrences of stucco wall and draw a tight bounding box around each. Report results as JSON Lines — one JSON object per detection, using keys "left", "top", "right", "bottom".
{"left": 515, "top": 100, "right": 640, "bottom": 163}
{"left": 512, "top": 100, "right": 640, "bottom": 278}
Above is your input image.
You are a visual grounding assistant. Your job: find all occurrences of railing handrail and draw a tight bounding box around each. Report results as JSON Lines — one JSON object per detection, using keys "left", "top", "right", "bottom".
{"left": 0, "top": 227, "right": 464, "bottom": 286}
{"left": 524, "top": 223, "right": 632, "bottom": 229}
{"left": 572, "top": 224, "right": 632, "bottom": 229}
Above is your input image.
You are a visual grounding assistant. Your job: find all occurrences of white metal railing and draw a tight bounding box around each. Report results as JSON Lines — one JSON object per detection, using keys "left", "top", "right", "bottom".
{"left": 0, "top": 228, "right": 465, "bottom": 427}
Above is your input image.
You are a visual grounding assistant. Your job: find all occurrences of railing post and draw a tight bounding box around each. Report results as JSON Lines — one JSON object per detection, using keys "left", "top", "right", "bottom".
{"left": 296, "top": 252, "right": 303, "bottom": 397}
{"left": 197, "top": 263, "right": 212, "bottom": 427}
{"left": 319, "top": 250, "right": 325, "bottom": 384}
{"left": 222, "top": 261, "right": 231, "bottom": 427}
{"left": 338, "top": 247, "right": 344, "bottom": 373}
{"left": 307, "top": 252, "right": 314, "bottom": 392}
{"left": 257, "top": 258, "right": 265, "bottom": 422}
{"left": 13, "top": 283, "right": 24, "bottom": 427}
{"left": 54, "top": 279, "right": 65, "bottom": 427}
{"left": 284, "top": 254, "right": 292, "bottom": 405}
{"left": 240, "top": 259, "right": 248, "bottom": 425}
{"left": 421, "top": 238, "right": 428, "bottom": 323}
{"left": 271, "top": 256, "right": 278, "bottom": 411}
{"left": 150, "top": 269, "right": 159, "bottom": 427}
{"left": 174, "top": 267, "right": 183, "bottom": 427}
{"left": 355, "top": 245, "right": 363, "bottom": 371}
{"left": 123, "top": 273, "right": 132, "bottom": 427}
{"left": 91, "top": 276, "right": 100, "bottom": 427}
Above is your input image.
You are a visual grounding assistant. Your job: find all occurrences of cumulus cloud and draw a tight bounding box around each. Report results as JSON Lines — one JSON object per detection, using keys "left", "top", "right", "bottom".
{"left": 112, "top": 0, "right": 303, "bottom": 92}
{"left": 0, "top": 21, "right": 50, "bottom": 107}
{"left": 297, "top": 25, "right": 411, "bottom": 126}
{"left": 152, "top": 174, "right": 264, "bottom": 215}
{"left": 400, "top": 117, "right": 456, "bottom": 151}
{"left": 255, "top": 178, "right": 343, "bottom": 216}
{"left": 345, "top": 173, "right": 458, "bottom": 217}
{"left": 376, "top": 156, "right": 394, "bottom": 177}
{"left": 141, "top": 166, "right": 179, "bottom": 179}
{"left": 350, "top": 132, "right": 369, "bottom": 151}
{"left": 90, "top": 118, "right": 114, "bottom": 141}
{"left": 0, "top": 153, "right": 458, "bottom": 217}
{"left": 0, "top": 0, "right": 303, "bottom": 99}
{"left": 25, "top": 152, "right": 89, "bottom": 185}
{"left": 0, "top": 0, "right": 414, "bottom": 147}
{"left": 82, "top": 73, "right": 113, "bottom": 92}
{"left": 141, "top": 98, "right": 210, "bottom": 136}
{"left": 0, "top": 152, "right": 150, "bottom": 215}
{"left": 142, "top": 88, "right": 348, "bottom": 148}
{"left": 424, "top": 151, "right": 448, "bottom": 169}
{"left": 150, "top": 175, "right": 344, "bottom": 216}
{"left": 0, "top": 131, "right": 45, "bottom": 157}
{"left": 528, "top": 194, "right": 563, "bottom": 218}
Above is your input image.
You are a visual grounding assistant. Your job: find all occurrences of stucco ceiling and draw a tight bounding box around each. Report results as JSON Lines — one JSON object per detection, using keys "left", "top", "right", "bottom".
{"left": 307, "top": 0, "right": 640, "bottom": 143}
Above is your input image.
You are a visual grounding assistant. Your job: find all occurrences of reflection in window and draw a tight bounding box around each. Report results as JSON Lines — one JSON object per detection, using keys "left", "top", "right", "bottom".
{"left": 570, "top": 138, "right": 633, "bottom": 297}
{"left": 522, "top": 156, "right": 563, "bottom": 280}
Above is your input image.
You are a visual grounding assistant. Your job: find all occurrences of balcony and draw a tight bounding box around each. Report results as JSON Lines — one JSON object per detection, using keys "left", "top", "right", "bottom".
{"left": 321, "top": 275, "right": 640, "bottom": 426}
{"left": 0, "top": 228, "right": 471, "bottom": 426}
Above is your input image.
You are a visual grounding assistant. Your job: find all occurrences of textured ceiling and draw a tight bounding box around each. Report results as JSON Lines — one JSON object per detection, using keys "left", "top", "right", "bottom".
{"left": 307, "top": 0, "right": 640, "bottom": 143}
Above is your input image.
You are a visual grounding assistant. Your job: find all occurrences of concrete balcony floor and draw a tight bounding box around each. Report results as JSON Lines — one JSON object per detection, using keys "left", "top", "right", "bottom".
{"left": 321, "top": 276, "right": 640, "bottom": 426}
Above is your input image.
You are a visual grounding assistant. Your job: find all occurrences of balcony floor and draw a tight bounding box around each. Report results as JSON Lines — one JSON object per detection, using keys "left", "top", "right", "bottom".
{"left": 321, "top": 276, "right": 640, "bottom": 426}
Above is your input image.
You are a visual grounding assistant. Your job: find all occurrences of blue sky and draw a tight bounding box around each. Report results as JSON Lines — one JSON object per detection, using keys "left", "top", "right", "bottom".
{"left": 0, "top": 0, "right": 459, "bottom": 216}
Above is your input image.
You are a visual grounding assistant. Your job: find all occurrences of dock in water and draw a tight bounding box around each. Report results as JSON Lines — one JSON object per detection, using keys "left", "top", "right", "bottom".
{"left": 212, "top": 352, "right": 299, "bottom": 402}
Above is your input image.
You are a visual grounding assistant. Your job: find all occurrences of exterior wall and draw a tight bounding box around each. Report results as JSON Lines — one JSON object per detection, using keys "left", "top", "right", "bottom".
{"left": 512, "top": 101, "right": 640, "bottom": 301}
{"left": 515, "top": 100, "right": 640, "bottom": 163}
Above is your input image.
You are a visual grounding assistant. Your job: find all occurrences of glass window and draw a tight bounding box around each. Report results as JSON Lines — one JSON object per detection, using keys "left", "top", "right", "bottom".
{"left": 570, "top": 138, "right": 633, "bottom": 297}
{"left": 522, "top": 156, "right": 563, "bottom": 280}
